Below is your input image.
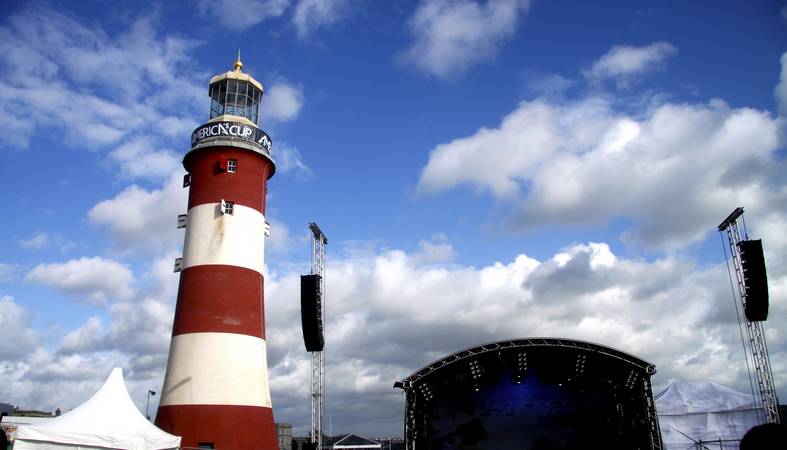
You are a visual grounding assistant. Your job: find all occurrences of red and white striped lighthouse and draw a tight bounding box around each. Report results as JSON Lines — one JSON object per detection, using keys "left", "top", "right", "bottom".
{"left": 155, "top": 56, "right": 279, "bottom": 450}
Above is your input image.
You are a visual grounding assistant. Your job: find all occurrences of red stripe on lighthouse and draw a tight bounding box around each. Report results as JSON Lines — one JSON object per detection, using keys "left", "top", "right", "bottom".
{"left": 156, "top": 405, "right": 278, "bottom": 450}
{"left": 172, "top": 265, "right": 265, "bottom": 338}
{"left": 185, "top": 146, "right": 272, "bottom": 213}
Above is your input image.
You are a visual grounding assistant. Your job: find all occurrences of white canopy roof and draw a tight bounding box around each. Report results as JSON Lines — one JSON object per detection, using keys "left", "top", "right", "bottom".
{"left": 14, "top": 368, "right": 180, "bottom": 450}
{"left": 656, "top": 380, "right": 760, "bottom": 449}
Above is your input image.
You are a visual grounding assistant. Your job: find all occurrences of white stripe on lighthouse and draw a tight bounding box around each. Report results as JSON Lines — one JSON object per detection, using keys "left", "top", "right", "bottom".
{"left": 159, "top": 332, "right": 272, "bottom": 407}
{"left": 182, "top": 202, "right": 266, "bottom": 274}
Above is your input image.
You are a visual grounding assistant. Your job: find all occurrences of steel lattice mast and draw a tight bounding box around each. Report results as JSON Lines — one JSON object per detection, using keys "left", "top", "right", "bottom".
{"left": 718, "top": 207, "right": 780, "bottom": 424}
{"left": 309, "top": 222, "right": 327, "bottom": 449}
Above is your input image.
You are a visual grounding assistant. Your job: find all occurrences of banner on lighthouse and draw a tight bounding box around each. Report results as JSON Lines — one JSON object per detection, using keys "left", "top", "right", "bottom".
{"left": 192, "top": 121, "right": 272, "bottom": 153}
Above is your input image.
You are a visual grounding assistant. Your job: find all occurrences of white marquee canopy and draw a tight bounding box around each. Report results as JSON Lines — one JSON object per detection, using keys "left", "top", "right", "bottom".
{"left": 13, "top": 368, "right": 180, "bottom": 450}
{"left": 656, "top": 380, "right": 761, "bottom": 449}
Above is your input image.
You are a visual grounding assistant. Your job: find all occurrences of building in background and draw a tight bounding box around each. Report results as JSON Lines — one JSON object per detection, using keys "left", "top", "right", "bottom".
{"left": 276, "top": 423, "right": 293, "bottom": 450}
{"left": 323, "top": 434, "right": 381, "bottom": 449}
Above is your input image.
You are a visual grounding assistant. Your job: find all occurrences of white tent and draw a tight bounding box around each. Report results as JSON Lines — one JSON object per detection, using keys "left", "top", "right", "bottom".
{"left": 13, "top": 368, "right": 180, "bottom": 450}
{"left": 656, "top": 380, "right": 761, "bottom": 449}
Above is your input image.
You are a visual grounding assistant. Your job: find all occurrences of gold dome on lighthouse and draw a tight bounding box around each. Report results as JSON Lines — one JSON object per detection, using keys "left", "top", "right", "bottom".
{"left": 234, "top": 49, "right": 243, "bottom": 72}
{"left": 209, "top": 52, "right": 262, "bottom": 93}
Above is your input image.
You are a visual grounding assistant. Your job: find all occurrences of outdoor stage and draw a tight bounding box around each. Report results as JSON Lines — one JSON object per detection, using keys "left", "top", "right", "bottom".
{"left": 396, "top": 338, "right": 662, "bottom": 450}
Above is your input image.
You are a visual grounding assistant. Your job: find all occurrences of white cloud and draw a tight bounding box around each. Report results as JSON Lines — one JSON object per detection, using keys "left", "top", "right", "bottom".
{"left": 0, "top": 264, "right": 16, "bottom": 282}
{"left": 262, "top": 239, "right": 787, "bottom": 435}
{"left": 399, "top": 0, "right": 532, "bottom": 79}
{"left": 776, "top": 51, "right": 787, "bottom": 117}
{"left": 586, "top": 42, "right": 677, "bottom": 86}
{"left": 25, "top": 257, "right": 135, "bottom": 307}
{"left": 0, "top": 346, "right": 136, "bottom": 413}
{"left": 0, "top": 295, "right": 39, "bottom": 359}
{"left": 0, "top": 5, "right": 204, "bottom": 162}
{"left": 418, "top": 97, "right": 615, "bottom": 198}
{"left": 0, "top": 79, "right": 130, "bottom": 149}
{"left": 19, "top": 231, "right": 76, "bottom": 252}
{"left": 412, "top": 233, "right": 456, "bottom": 264}
{"left": 264, "top": 80, "right": 305, "bottom": 123}
{"left": 4, "top": 232, "right": 787, "bottom": 435}
{"left": 524, "top": 72, "right": 575, "bottom": 98}
{"left": 196, "top": 0, "right": 291, "bottom": 30}
{"left": 60, "top": 316, "right": 105, "bottom": 354}
{"left": 19, "top": 232, "right": 49, "bottom": 250}
{"left": 59, "top": 252, "right": 178, "bottom": 373}
{"left": 292, "top": 0, "right": 354, "bottom": 38}
{"left": 108, "top": 137, "right": 182, "bottom": 180}
{"left": 417, "top": 96, "right": 784, "bottom": 250}
{"left": 274, "top": 142, "right": 313, "bottom": 179}
{"left": 88, "top": 173, "right": 188, "bottom": 255}
{"left": 266, "top": 217, "right": 310, "bottom": 256}
{"left": 157, "top": 115, "right": 200, "bottom": 139}
{"left": 0, "top": 250, "right": 180, "bottom": 414}
{"left": 60, "top": 297, "right": 174, "bottom": 360}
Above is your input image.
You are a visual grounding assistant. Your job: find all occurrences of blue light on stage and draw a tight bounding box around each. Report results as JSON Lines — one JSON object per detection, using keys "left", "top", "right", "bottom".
{"left": 428, "top": 369, "right": 615, "bottom": 450}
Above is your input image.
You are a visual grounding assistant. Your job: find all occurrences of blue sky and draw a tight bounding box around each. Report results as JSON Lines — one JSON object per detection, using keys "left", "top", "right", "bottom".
{"left": 1, "top": 0, "right": 787, "bottom": 438}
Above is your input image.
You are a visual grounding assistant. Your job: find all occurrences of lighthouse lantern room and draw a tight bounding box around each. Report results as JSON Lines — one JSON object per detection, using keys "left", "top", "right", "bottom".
{"left": 209, "top": 57, "right": 263, "bottom": 124}
{"left": 155, "top": 54, "right": 279, "bottom": 450}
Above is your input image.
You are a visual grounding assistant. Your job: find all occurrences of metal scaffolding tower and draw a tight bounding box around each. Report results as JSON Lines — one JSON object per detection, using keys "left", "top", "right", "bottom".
{"left": 309, "top": 222, "right": 327, "bottom": 448}
{"left": 718, "top": 207, "right": 780, "bottom": 424}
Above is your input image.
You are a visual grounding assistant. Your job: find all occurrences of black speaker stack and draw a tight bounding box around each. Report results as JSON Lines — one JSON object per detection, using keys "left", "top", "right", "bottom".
{"left": 738, "top": 239, "right": 769, "bottom": 322}
{"left": 300, "top": 274, "right": 325, "bottom": 351}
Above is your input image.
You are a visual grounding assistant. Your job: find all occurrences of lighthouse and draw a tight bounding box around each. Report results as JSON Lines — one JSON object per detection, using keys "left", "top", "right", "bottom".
{"left": 155, "top": 55, "right": 279, "bottom": 450}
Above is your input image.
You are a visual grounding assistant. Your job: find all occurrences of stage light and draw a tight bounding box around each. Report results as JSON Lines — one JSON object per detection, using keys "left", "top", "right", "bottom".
{"left": 512, "top": 352, "right": 528, "bottom": 384}
{"left": 468, "top": 361, "right": 483, "bottom": 392}
{"left": 517, "top": 352, "right": 528, "bottom": 370}
{"left": 575, "top": 354, "right": 587, "bottom": 377}
{"left": 469, "top": 360, "right": 483, "bottom": 380}
{"left": 418, "top": 383, "right": 434, "bottom": 401}
{"left": 624, "top": 370, "right": 638, "bottom": 389}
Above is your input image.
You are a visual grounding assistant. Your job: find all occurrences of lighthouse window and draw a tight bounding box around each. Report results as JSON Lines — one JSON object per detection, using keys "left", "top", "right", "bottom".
{"left": 250, "top": 87, "right": 260, "bottom": 124}
{"left": 237, "top": 92, "right": 247, "bottom": 112}
{"left": 209, "top": 82, "right": 226, "bottom": 119}
{"left": 208, "top": 79, "right": 261, "bottom": 124}
{"left": 227, "top": 159, "right": 237, "bottom": 173}
{"left": 220, "top": 199, "right": 234, "bottom": 215}
{"left": 230, "top": 81, "right": 240, "bottom": 116}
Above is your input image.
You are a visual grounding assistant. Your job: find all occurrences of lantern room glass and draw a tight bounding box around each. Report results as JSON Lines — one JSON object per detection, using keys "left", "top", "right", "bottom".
{"left": 209, "top": 79, "right": 261, "bottom": 125}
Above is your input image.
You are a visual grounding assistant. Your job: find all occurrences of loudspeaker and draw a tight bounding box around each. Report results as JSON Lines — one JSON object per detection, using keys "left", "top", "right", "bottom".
{"left": 301, "top": 274, "right": 324, "bottom": 351}
{"left": 738, "top": 239, "right": 769, "bottom": 322}
{"left": 302, "top": 443, "right": 317, "bottom": 450}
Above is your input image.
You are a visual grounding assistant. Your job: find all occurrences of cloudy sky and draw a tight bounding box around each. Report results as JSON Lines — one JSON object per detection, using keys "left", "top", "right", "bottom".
{"left": 1, "top": 0, "right": 787, "bottom": 438}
